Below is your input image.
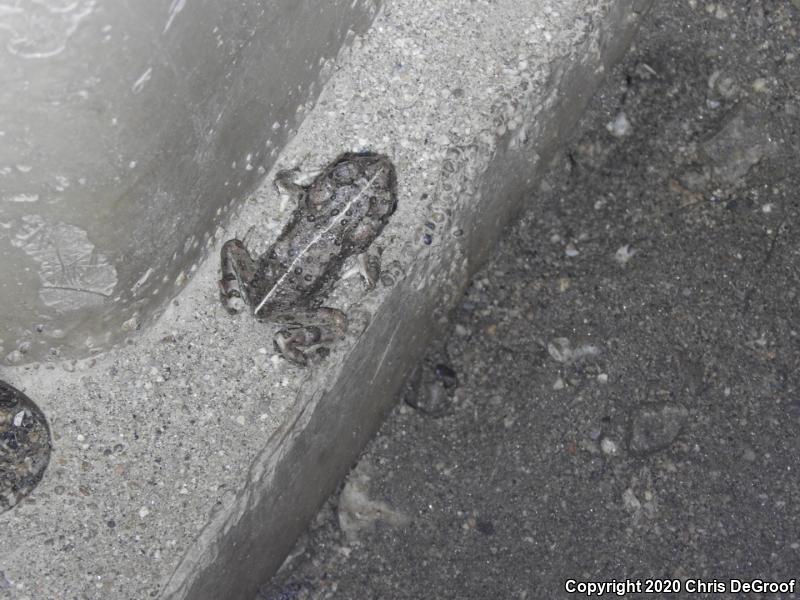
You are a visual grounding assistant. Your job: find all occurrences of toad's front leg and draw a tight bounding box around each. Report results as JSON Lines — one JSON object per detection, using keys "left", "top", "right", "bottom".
{"left": 271, "top": 307, "right": 348, "bottom": 366}
{"left": 356, "top": 248, "right": 381, "bottom": 290}
{"left": 219, "top": 238, "right": 258, "bottom": 313}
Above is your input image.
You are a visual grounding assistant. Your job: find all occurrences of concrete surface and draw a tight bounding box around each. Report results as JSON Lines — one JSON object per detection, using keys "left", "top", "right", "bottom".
{"left": 0, "top": 0, "right": 651, "bottom": 598}
{"left": 261, "top": 1, "right": 800, "bottom": 598}
{"left": 0, "top": 0, "right": 381, "bottom": 364}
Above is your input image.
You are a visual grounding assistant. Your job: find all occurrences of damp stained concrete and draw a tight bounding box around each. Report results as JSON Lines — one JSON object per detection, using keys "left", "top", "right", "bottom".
{"left": 0, "top": 0, "right": 382, "bottom": 365}
{"left": 0, "top": 0, "right": 652, "bottom": 598}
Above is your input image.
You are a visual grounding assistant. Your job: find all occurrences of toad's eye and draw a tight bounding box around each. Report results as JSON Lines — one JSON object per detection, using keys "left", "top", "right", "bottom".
{"left": 333, "top": 162, "right": 358, "bottom": 182}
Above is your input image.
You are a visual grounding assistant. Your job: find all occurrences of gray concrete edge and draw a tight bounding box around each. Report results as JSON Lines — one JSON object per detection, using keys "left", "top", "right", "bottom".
{"left": 163, "top": 1, "right": 653, "bottom": 598}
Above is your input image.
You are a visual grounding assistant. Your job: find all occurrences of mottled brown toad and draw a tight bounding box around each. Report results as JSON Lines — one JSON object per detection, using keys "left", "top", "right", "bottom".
{"left": 219, "top": 152, "right": 397, "bottom": 366}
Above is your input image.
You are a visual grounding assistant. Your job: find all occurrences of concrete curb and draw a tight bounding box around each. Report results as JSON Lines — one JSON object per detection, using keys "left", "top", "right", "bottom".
{"left": 0, "top": 1, "right": 651, "bottom": 598}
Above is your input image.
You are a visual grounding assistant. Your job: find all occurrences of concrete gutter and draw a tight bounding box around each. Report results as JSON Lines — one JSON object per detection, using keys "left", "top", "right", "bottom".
{"left": 0, "top": 0, "right": 652, "bottom": 598}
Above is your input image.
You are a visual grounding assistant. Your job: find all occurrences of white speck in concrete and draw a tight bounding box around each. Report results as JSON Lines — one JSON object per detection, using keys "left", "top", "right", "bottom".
{"left": 3, "top": 193, "right": 39, "bottom": 203}
{"left": 132, "top": 67, "right": 153, "bottom": 94}
{"left": 614, "top": 244, "right": 637, "bottom": 265}
{"left": 605, "top": 111, "right": 631, "bottom": 137}
{"left": 601, "top": 438, "right": 619, "bottom": 455}
{"left": 163, "top": 0, "right": 186, "bottom": 33}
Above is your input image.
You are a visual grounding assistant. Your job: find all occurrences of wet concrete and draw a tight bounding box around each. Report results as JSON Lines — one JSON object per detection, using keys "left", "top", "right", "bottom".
{"left": 0, "top": 0, "right": 381, "bottom": 364}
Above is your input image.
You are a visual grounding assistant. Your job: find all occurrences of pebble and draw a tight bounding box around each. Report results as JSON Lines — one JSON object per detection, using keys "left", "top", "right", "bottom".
{"left": 751, "top": 77, "right": 769, "bottom": 93}
{"left": 605, "top": 111, "right": 631, "bottom": 137}
{"left": 629, "top": 403, "right": 689, "bottom": 454}
{"left": 614, "top": 245, "right": 637, "bottom": 265}
{"left": 121, "top": 317, "right": 139, "bottom": 332}
{"left": 701, "top": 105, "right": 777, "bottom": 184}
{"left": 5, "top": 351, "right": 22, "bottom": 364}
{"left": 407, "top": 381, "right": 451, "bottom": 417}
{"left": 547, "top": 338, "right": 572, "bottom": 363}
{"left": 547, "top": 338, "right": 600, "bottom": 363}
{"left": 600, "top": 438, "right": 619, "bottom": 455}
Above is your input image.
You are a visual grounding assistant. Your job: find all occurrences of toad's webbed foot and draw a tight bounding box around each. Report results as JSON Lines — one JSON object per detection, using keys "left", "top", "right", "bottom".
{"left": 219, "top": 238, "right": 257, "bottom": 314}
{"left": 272, "top": 307, "right": 348, "bottom": 366}
{"left": 273, "top": 167, "right": 305, "bottom": 201}
{"left": 356, "top": 248, "right": 382, "bottom": 290}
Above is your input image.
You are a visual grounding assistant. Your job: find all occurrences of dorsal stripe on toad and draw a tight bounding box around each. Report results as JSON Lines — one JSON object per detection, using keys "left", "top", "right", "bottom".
{"left": 253, "top": 167, "right": 385, "bottom": 316}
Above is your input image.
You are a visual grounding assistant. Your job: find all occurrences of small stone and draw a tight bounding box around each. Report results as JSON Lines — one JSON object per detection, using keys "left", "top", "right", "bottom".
{"left": 629, "top": 403, "right": 689, "bottom": 454}
{"left": 552, "top": 377, "right": 565, "bottom": 390}
{"left": 742, "top": 447, "right": 756, "bottom": 462}
{"left": 717, "top": 76, "right": 737, "bottom": 99}
{"left": 5, "top": 350, "right": 22, "bottom": 364}
{"left": 614, "top": 245, "right": 637, "bottom": 265}
{"left": 601, "top": 438, "right": 619, "bottom": 455}
{"left": 606, "top": 111, "right": 631, "bottom": 137}
{"left": 565, "top": 243, "right": 579, "bottom": 257}
{"left": 547, "top": 338, "right": 572, "bottom": 363}
{"left": 411, "top": 382, "right": 451, "bottom": 417}
{"left": 701, "top": 105, "right": 777, "bottom": 185}
{"left": 597, "top": 373, "right": 608, "bottom": 384}
{"left": 138, "top": 507, "right": 150, "bottom": 518}
{"left": 751, "top": 78, "right": 769, "bottom": 93}
{"left": 622, "top": 488, "right": 641, "bottom": 511}
{"left": 121, "top": 317, "right": 139, "bottom": 332}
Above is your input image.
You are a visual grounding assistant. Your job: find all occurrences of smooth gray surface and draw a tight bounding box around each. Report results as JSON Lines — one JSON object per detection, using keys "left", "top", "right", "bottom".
{"left": 0, "top": 0, "right": 650, "bottom": 598}
{"left": 0, "top": 0, "right": 380, "bottom": 365}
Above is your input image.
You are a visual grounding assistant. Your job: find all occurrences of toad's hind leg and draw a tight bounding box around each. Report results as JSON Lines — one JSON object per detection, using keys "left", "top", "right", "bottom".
{"left": 272, "top": 307, "right": 348, "bottom": 366}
